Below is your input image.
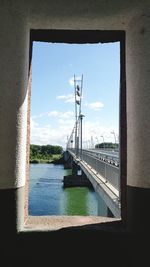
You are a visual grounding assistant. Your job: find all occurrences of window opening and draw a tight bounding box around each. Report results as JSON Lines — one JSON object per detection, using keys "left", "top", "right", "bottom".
{"left": 27, "top": 30, "right": 126, "bottom": 223}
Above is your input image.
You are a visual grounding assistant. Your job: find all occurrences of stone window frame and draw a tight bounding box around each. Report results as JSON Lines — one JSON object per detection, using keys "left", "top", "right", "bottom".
{"left": 24, "top": 29, "right": 126, "bottom": 231}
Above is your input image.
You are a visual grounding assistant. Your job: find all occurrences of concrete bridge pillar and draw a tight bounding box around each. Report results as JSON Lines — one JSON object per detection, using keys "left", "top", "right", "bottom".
{"left": 0, "top": 15, "right": 29, "bottom": 234}
{"left": 72, "top": 161, "right": 80, "bottom": 176}
{"left": 126, "top": 13, "right": 150, "bottom": 233}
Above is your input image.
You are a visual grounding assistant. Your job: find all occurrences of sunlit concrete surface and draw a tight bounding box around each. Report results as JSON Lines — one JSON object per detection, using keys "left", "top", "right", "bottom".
{"left": 24, "top": 215, "right": 120, "bottom": 231}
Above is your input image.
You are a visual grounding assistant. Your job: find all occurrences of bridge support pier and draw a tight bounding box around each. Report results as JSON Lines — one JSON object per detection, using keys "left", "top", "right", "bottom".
{"left": 97, "top": 194, "right": 114, "bottom": 218}
{"left": 63, "top": 160, "right": 93, "bottom": 188}
{"left": 72, "top": 161, "right": 81, "bottom": 176}
{"left": 63, "top": 173, "right": 93, "bottom": 188}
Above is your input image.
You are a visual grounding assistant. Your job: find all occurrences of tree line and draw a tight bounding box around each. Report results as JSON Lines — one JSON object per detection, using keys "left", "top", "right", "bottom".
{"left": 95, "top": 142, "right": 119, "bottom": 149}
{"left": 30, "top": 144, "right": 63, "bottom": 163}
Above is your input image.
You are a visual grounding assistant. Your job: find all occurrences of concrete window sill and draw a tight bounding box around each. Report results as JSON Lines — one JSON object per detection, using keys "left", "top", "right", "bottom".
{"left": 23, "top": 215, "right": 122, "bottom": 232}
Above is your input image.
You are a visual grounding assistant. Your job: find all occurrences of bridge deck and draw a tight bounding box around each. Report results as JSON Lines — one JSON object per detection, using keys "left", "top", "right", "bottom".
{"left": 67, "top": 149, "right": 121, "bottom": 218}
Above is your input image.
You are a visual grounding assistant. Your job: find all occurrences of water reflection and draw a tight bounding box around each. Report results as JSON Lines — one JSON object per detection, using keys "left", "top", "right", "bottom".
{"left": 62, "top": 187, "right": 89, "bottom": 215}
{"left": 29, "top": 163, "right": 98, "bottom": 216}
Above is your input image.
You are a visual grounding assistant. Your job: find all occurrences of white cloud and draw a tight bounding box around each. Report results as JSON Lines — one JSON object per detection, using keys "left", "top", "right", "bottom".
{"left": 82, "top": 120, "right": 119, "bottom": 148}
{"left": 65, "top": 96, "right": 74, "bottom": 103}
{"left": 30, "top": 117, "right": 39, "bottom": 127}
{"left": 30, "top": 116, "right": 74, "bottom": 148}
{"left": 47, "top": 110, "right": 58, "bottom": 116}
{"left": 58, "top": 119, "right": 74, "bottom": 125}
{"left": 86, "top": 101, "right": 104, "bottom": 111}
{"left": 30, "top": 115, "right": 118, "bottom": 149}
{"left": 56, "top": 95, "right": 66, "bottom": 100}
{"left": 48, "top": 110, "right": 74, "bottom": 119}
{"left": 69, "top": 77, "right": 74, "bottom": 86}
{"left": 56, "top": 94, "right": 74, "bottom": 103}
{"left": 69, "top": 76, "right": 82, "bottom": 87}
{"left": 31, "top": 112, "right": 48, "bottom": 119}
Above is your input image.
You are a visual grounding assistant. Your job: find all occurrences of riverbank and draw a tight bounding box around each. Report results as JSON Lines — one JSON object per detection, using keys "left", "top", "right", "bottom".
{"left": 30, "top": 155, "right": 65, "bottom": 164}
{"left": 30, "top": 144, "right": 64, "bottom": 164}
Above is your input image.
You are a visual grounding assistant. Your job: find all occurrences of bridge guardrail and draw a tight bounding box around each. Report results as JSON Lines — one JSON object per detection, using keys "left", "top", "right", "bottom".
{"left": 67, "top": 148, "right": 120, "bottom": 192}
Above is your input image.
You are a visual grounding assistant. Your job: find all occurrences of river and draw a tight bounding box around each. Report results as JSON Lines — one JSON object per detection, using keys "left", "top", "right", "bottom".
{"left": 29, "top": 163, "right": 109, "bottom": 216}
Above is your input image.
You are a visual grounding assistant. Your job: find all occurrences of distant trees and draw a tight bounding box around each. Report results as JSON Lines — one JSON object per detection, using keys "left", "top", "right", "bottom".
{"left": 95, "top": 142, "right": 119, "bottom": 149}
{"left": 30, "top": 144, "right": 63, "bottom": 162}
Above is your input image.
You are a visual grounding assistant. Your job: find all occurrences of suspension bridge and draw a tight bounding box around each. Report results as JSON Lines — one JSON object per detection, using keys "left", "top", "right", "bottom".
{"left": 64, "top": 75, "right": 120, "bottom": 218}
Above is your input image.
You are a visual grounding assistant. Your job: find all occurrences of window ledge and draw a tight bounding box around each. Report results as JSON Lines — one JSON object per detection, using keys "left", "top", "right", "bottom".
{"left": 22, "top": 215, "right": 122, "bottom": 232}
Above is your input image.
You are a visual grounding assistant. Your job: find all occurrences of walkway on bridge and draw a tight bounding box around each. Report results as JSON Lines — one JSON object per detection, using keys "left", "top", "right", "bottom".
{"left": 66, "top": 148, "right": 121, "bottom": 218}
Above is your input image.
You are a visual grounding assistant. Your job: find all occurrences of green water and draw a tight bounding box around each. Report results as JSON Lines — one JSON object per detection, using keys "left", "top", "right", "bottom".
{"left": 29, "top": 163, "right": 98, "bottom": 216}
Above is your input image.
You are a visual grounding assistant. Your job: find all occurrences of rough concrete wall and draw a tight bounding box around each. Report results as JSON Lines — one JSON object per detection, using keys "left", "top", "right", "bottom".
{"left": 24, "top": 65, "right": 32, "bottom": 221}
{"left": 0, "top": 6, "right": 29, "bottom": 189}
{"left": 126, "top": 14, "right": 150, "bottom": 188}
{"left": 25, "top": 0, "right": 149, "bottom": 30}
{"left": 0, "top": 0, "right": 150, "bottom": 233}
{"left": 0, "top": 0, "right": 149, "bottom": 190}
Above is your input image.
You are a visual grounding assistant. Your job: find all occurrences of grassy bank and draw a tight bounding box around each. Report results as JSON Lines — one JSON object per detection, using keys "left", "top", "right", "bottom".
{"left": 30, "top": 154, "right": 64, "bottom": 164}
{"left": 30, "top": 144, "right": 64, "bottom": 164}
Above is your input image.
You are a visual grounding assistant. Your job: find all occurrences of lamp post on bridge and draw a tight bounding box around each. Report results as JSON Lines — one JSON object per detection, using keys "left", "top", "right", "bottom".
{"left": 79, "top": 113, "right": 85, "bottom": 159}
{"left": 111, "top": 130, "right": 117, "bottom": 149}
{"left": 101, "top": 135, "right": 105, "bottom": 150}
{"left": 95, "top": 137, "right": 99, "bottom": 148}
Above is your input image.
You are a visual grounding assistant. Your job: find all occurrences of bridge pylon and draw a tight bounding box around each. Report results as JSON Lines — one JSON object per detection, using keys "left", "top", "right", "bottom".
{"left": 66, "top": 74, "right": 84, "bottom": 159}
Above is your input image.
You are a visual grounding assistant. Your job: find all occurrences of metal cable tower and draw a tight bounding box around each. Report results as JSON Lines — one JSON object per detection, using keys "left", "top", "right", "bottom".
{"left": 74, "top": 74, "right": 84, "bottom": 156}
{"left": 66, "top": 74, "right": 84, "bottom": 158}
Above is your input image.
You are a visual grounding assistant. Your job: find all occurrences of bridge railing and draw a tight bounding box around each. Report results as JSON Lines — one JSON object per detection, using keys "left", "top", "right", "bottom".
{"left": 67, "top": 148, "right": 120, "bottom": 192}
{"left": 82, "top": 149, "right": 119, "bottom": 167}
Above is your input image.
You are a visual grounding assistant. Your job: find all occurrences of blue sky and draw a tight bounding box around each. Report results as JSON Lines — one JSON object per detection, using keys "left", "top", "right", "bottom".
{"left": 30, "top": 41, "right": 120, "bottom": 148}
